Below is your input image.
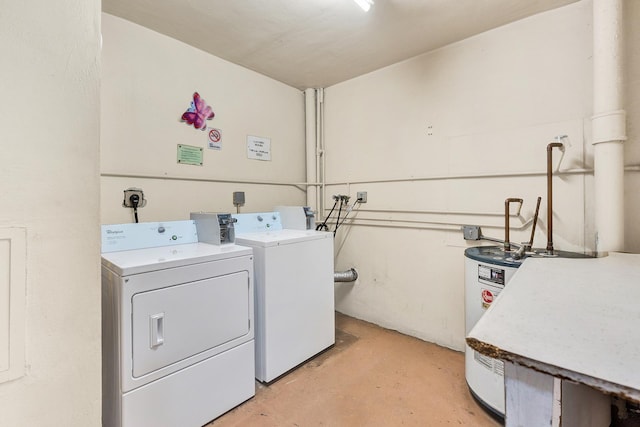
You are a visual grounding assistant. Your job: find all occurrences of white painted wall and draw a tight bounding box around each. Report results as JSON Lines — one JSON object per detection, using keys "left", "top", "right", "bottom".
{"left": 325, "top": 1, "right": 596, "bottom": 350}
{"left": 0, "top": 1, "right": 102, "bottom": 426}
{"left": 101, "top": 14, "right": 306, "bottom": 224}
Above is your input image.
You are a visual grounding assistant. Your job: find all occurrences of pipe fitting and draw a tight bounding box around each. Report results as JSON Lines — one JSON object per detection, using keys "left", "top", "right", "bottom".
{"left": 334, "top": 268, "right": 358, "bottom": 283}
{"left": 504, "top": 198, "right": 523, "bottom": 252}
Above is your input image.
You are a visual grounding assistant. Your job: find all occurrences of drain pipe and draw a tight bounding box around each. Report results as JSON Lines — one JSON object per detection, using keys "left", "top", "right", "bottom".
{"left": 334, "top": 268, "right": 358, "bottom": 283}
{"left": 304, "top": 89, "right": 318, "bottom": 210}
{"left": 592, "top": 0, "right": 626, "bottom": 254}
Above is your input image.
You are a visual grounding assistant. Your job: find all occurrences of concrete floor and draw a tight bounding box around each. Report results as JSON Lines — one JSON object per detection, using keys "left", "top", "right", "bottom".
{"left": 208, "top": 312, "right": 503, "bottom": 426}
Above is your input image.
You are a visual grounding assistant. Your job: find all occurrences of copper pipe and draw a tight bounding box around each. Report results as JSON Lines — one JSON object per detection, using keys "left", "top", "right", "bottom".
{"left": 547, "top": 142, "right": 564, "bottom": 254}
{"left": 529, "top": 196, "right": 542, "bottom": 247}
{"left": 504, "top": 198, "right": 523, "bottom": 251}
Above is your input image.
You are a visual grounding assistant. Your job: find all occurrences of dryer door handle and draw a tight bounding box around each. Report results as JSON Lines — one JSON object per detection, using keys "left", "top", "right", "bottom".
{"left": 149, "top": 313, "right": 164, "bottom": 348}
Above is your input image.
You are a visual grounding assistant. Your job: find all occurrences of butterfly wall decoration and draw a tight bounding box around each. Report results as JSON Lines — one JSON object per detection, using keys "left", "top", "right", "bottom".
{"left": 181, "top": 92, "right": 215, "bottom": 130}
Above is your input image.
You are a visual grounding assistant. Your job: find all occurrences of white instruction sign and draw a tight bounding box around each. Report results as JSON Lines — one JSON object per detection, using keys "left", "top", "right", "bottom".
{"left": 247, "top": 135, "right": 271, "bottom": 161}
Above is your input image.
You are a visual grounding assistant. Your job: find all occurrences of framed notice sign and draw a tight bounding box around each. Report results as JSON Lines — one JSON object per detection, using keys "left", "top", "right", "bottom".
{"left": 177, "top": 144, "right": 203, "bottom": 166}
{"left": 247, "top": 135, "right": 271, "bottom": 161}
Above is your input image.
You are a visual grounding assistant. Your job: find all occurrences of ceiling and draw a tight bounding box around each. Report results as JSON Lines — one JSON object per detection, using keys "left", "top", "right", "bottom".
{"left": 102, "top": 0, "right": 578, "bottom": 90}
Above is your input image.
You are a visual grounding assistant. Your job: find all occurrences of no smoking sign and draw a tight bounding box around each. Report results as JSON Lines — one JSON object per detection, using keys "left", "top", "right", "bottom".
{"left": 208, "top": 128, "right": 222, "bottom": 150}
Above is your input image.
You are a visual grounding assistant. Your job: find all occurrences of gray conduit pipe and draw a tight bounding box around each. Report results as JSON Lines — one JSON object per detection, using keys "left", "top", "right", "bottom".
{"left": 334, "top": 268, "right": 358, "bottom": 282}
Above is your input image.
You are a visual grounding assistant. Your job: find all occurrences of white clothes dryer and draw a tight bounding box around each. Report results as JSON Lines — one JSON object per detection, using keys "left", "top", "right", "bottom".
{"left": 101, "top": 220, "right": 255, "bottom": 427}
{"left": 232, "top": 212, "right": 335, "bottom": 383}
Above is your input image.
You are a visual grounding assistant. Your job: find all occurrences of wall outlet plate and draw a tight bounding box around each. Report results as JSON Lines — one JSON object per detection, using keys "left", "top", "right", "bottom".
{"left": 356, "top": 191, "right": 367, "bottom": 203}
{"left": 462, "top": 225, "right": 481, "bottom": 240}
{"left": 123, "top": 188, "right": 146, "bottom": 208}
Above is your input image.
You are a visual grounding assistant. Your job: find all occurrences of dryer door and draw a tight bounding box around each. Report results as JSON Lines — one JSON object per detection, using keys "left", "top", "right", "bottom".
{"left": 131, "top": 271, "right": 250, "bottom": 378}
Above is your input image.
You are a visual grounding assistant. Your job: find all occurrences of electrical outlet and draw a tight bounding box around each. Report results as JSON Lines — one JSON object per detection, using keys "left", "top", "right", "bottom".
{"left": 356, "top": 191, "right": 367, "bottom": 203}
{"left": 123, "top": 188, "right": 146, "bottom": 208}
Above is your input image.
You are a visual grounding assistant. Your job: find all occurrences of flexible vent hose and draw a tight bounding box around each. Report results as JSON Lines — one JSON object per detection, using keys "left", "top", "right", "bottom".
{"left": 334, "top": 268, "right": 358, "bottom": 282}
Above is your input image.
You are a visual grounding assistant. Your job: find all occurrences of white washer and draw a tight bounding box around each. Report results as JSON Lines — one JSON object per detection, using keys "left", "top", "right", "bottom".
{"left": 101, "top": 220, "right": 255, "bottom": 427}
{"left": 233, "top": 212, "right": 335, "bottom": 383}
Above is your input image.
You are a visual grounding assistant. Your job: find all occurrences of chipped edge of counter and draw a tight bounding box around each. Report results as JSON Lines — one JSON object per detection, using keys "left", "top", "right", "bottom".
{"left": 466, "top": 337, "right": 640, "bottom": 405}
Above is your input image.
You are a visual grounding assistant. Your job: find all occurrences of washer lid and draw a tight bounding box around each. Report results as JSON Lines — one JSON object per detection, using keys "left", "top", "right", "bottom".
{"left": 101, "top": 242, "right": 252, "bottom": 276}
{"left": 235, "top": 229, "right": 332, "bottom": 247}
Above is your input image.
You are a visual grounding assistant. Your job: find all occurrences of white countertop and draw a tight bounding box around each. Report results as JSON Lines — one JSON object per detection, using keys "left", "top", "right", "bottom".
{"left": 467, "top": 252, "right": 640, "bottom": 403}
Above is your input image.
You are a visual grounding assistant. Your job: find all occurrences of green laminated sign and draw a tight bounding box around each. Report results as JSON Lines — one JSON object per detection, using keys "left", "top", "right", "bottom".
{"left": 177, "top": 144, "right": 203, "bottom": 166}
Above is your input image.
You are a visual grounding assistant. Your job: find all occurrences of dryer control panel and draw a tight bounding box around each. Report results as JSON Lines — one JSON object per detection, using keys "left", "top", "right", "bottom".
{"left": 101, "top": 220, "right": 198, "bottom": 253}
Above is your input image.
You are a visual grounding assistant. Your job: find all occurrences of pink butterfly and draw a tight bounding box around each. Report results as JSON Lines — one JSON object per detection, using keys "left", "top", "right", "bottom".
{"left": 181, "top": 92, "right": 215, "bottom": 130}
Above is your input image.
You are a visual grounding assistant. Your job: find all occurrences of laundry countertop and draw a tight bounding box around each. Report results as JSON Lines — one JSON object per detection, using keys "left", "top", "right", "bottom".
{"left": 467, "top": 252, "right": 640, "bottom": 403}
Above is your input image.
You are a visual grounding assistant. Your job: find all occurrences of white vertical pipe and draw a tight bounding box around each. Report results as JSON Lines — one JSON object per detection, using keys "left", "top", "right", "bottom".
{"left": 592, "top": 0, "right": 626, "bottom": 254}
{"left": 317, "top": 88, "right": 325, "bottom": 217}
{"left": 304, "top": 88, "right": 317, "bottom": 210}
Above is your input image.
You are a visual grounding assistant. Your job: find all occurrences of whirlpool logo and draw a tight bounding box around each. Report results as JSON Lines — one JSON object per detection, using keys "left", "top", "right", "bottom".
{"left": 105, "top": 229, "right": 124, "bottom": 235}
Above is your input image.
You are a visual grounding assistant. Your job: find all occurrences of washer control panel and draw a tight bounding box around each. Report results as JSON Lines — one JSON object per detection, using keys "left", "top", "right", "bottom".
{"left": 233, "top": 212, "right": 283, "bottom": 234}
